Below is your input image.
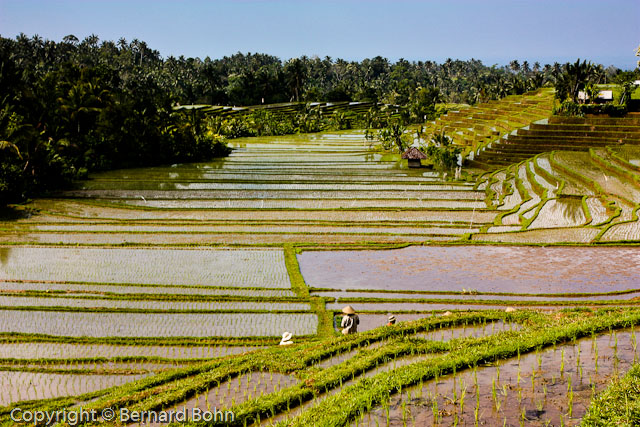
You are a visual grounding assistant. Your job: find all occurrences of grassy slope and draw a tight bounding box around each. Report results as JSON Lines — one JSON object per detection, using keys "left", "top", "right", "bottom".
{"left": 582, "top": 363, "right": 640, "bottom": 426}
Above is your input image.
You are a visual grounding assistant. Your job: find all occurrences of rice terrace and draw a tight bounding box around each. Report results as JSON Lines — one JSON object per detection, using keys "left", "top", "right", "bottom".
{"left": 2, "top": 3, "right": 640, "bottom": 426}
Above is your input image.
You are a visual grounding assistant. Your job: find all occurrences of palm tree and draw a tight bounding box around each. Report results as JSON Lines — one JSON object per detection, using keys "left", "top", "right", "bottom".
{"left": 555, "top": 59, "right": 597, "bottom": 102}
{"left": 284, "top": 58, "right": 307, "bottom": 102}
{"left": 58, "top": 80, "right": 108, "bottom": 136}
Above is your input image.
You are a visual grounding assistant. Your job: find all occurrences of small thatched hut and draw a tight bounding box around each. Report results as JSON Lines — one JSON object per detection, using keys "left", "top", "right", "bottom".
{"left": 402, "top": 147, "right": 427, "bottom": 168}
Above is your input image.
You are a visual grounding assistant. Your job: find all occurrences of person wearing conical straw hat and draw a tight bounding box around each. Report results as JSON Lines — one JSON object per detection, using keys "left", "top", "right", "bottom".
{"left": 279, "top": 331, "right": 293, "bottom": 345}
{"left": 340, "top": 306, "right": 359, "bottom": 335}
{"left": 387, "top": 315, "right": 396, "bottom": 326}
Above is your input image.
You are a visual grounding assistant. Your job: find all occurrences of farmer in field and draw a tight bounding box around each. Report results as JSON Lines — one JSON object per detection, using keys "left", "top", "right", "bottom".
{"left": 387, "top": 315, "right": 396, "bottom": 326}
{"left": 279, "top": 331, "right": 293, "bottom": 346}
{"left": 340, "top": 306, "right": 359, "bottom": 335}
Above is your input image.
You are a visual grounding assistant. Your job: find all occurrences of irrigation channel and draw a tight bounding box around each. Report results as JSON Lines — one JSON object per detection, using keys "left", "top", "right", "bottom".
{"left": 1, "top": 124, "right": 640, "bottom": 426}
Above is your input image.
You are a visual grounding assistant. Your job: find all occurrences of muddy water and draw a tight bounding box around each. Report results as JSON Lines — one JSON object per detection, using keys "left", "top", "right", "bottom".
{"left": 329, "top": 303, "right": 562, "bottom": 313}
{"left": 0, "top": 343, "right": 262, "bottom": 360}
{"left": 299, "top": 246, "right": 640, "bottom": 294}
{"left": 352, "top": 329, "right": 640, "bottom": 426}
{"left": 313, "top": 290, "right": 640, "bottom": 301}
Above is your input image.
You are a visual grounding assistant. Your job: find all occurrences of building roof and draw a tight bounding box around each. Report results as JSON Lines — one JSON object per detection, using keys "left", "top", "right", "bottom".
{"left": 401, "top": 147, "right": 427, "bottom": 160}
{"left": 577, "top": 90, "right": 614, "bottom": 101}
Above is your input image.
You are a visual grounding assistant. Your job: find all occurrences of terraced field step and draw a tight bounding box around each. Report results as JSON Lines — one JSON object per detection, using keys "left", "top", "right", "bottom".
{"left": 0, "top": 311, "right": 319, "bottom": 337}
{"left": 0, "top": 342, "right": 263, "bottom": 360}
{"left": 0, "top": 370, "right": 147, "bottom": 406}
{"left": 0, "top": 295, "right": 312, "bottom": 312}
{"left": 7, "top": 224, "right": 481, "bottom": 236}
{"left": 548, "top": 116, "right": 640, "bottom": 126}
{"left": 553, "top": 151, "right": 640, "bottom": 205}
{"left": 517, "top": 129, "right": 640, "bottom": 139}
{"left": 92, "top": 199, "right": 487, "bottom": 209}
{"left": 0, "top": 247, "right": 291, "bottom": 288}
{"left": 16, "top": 202, "right": 498, "bottom": 222}
{"left": 76, "top": 182, "right": 475, "bottom": 191}
{"left": 417, "top": 88, "right": 554, "bottom": 151}
{"left": 81, "top": 173, "right": 450, "bottom": 184}
{"left": 475, "top": 114, "right": 640, "bottom": 169}
{"left": 59, "top": 189, "right": 483, "bottom": 200}
{"left": 0, "top": 281, "right": 298, "bottom": 297}
{"left": 0, "top": 232, "right": 460, "bottom": 245}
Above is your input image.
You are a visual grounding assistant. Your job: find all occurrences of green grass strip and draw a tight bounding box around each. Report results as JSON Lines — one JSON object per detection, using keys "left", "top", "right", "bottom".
{"left": 283, "top": 244, "right": 309, "bottom": 299}
{"left": 284, "top": 244, "right": 335, "bottom": 338}
{"left": 0, "top": 333, "right": 276, "bottom": 346}
{"left": 582, "top": 363, "right": 640, "bottom": 426}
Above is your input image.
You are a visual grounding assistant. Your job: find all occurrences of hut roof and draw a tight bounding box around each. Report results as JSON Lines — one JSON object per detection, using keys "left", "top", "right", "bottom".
{"left": 401, "top": 147, "right": 427, "bottom": 160}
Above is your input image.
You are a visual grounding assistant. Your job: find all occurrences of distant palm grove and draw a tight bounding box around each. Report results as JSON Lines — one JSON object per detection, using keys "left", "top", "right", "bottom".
{"left": 0, "top": 34, "right": 628, "bottom": 205}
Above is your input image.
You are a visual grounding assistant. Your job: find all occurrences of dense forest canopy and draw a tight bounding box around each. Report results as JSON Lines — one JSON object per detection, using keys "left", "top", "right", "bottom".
{"left": 0, "top": 33, "right": 633, "bottom": 205}
{"left": 5, "top": 33, "right": 625, "bottom": 107}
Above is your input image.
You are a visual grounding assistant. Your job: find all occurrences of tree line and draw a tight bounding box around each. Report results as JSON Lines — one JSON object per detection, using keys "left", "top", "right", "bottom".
{"left": 0, "top": 33, "right": 633, "bottom": 205}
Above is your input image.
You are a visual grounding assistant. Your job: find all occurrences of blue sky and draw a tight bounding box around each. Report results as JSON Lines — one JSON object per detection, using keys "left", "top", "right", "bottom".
{"left": 1, "top": 0, "right": 638, "bottom": 69}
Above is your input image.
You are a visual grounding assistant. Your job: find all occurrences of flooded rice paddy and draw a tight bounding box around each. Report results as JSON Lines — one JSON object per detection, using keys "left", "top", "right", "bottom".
{"left": 0, "top": 247, "right": 290, "bottom": 288}
{"left": 0, "top": 296, "right": 310, "bottom": 312}
{"left": 299, "top": 245, "right": 640, "bottom": 294}
{"left": 0, "top": 311, "right": 318, "bottom": 337}
{"left": 0, "top": 370, "right": 147, "bottom": 406}
{"left": 0, "top": 282, "right": 297, "bottom": 297}
{"left": 0, "top": 343, "right": 261, "bottom": 360}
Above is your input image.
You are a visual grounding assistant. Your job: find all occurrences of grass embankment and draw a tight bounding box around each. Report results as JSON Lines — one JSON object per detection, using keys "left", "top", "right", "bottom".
{"left": 284, "top": 244, "right": 333, "bottom": 338}
{"left": 582, "top": 363, "right": 640, "bottom": 426}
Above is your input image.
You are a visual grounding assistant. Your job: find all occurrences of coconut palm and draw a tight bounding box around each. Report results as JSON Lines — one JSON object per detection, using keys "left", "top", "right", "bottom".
{"left": 284, "top": 58, "right": 307, "bottom": 102}
{"left": 554, "top": 59, "right": 598, "bottom": 102}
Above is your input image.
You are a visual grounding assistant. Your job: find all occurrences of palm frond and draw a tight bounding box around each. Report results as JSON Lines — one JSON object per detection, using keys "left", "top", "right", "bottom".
{"left": 0, "top": 140, "right": 22, "bottom": 159}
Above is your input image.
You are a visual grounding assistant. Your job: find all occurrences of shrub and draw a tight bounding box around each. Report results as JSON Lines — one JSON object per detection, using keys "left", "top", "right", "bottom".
{"left": 553, "top": 100, "right": 627, "bottom": 117}
{"left": 423, "top": 131, "right": 461, "bottom": 171}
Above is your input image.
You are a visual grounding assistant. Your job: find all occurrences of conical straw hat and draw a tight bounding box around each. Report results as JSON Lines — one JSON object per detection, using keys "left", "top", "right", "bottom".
{"left": 342, "top": 305, "right": 356, "bottom": 314}
{"left": 281, "top": 331, "right": 292, "bottom": 341}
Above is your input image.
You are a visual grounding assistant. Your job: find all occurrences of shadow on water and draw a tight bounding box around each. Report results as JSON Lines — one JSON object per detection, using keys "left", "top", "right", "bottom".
{"left": 554, "top": 196, "right": 586, "bottom": 224}
{"left": 0, "top": 206, "right": 30, "bottom": 221}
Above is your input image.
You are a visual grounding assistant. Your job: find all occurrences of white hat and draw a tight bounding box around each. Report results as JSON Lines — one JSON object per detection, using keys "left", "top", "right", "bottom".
{"left": 342, "top": 305, "right": 356, "bottom": 314}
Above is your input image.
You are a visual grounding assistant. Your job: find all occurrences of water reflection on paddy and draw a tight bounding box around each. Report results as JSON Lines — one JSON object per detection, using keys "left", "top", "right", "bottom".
{"left": 299, "top": 246, "right": 640, "bottom": 294}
